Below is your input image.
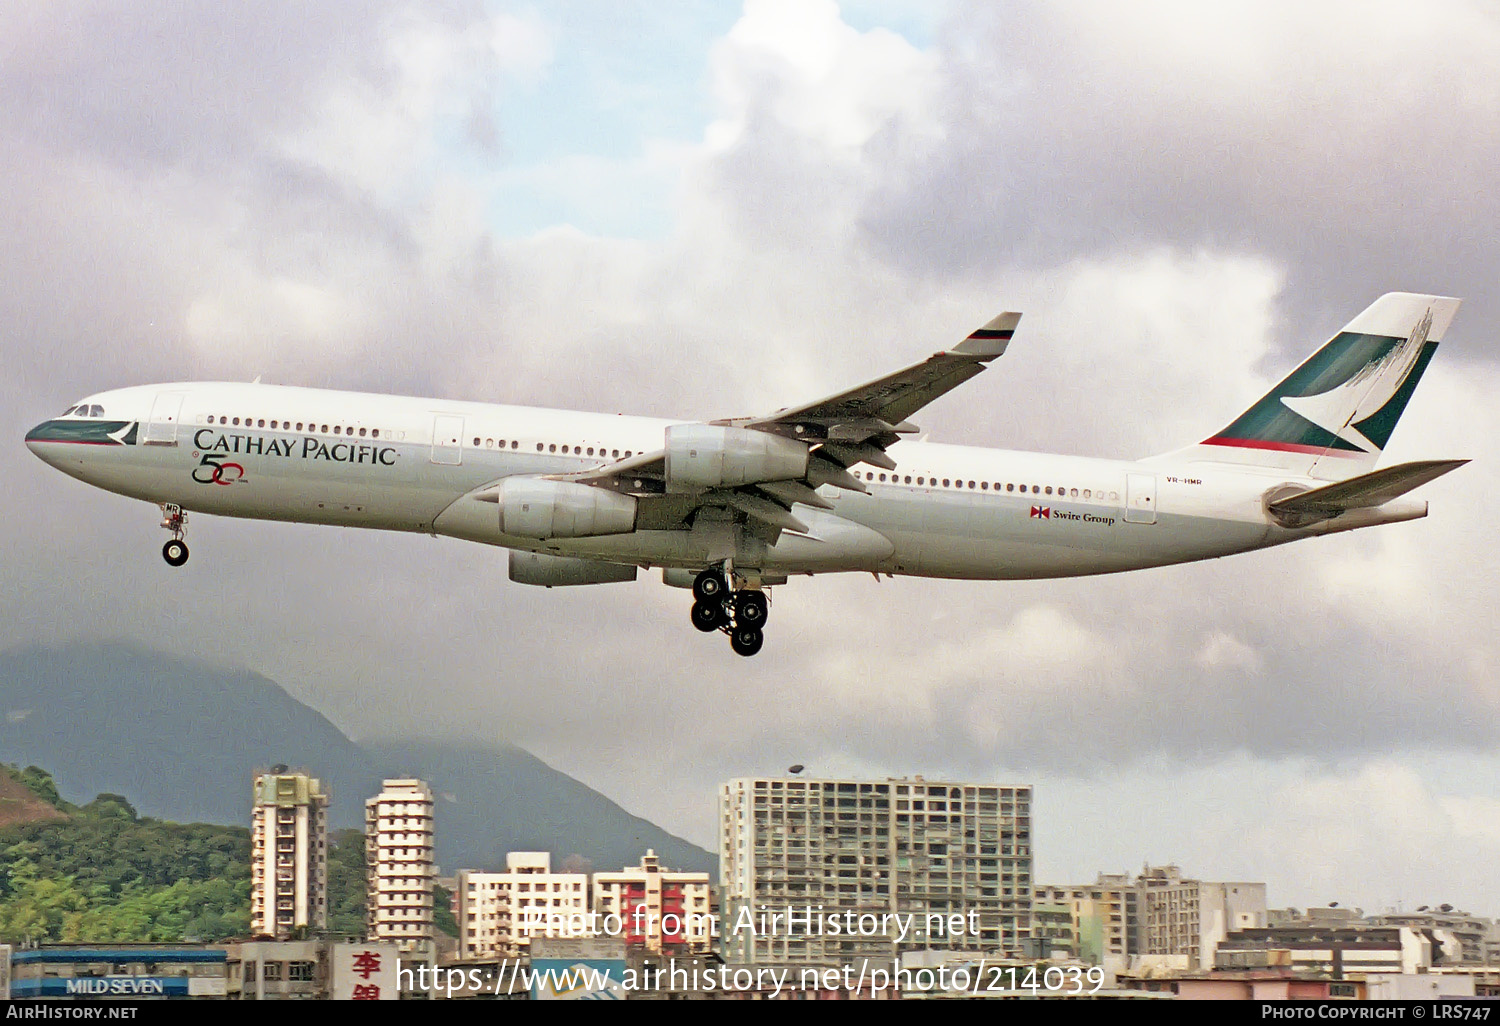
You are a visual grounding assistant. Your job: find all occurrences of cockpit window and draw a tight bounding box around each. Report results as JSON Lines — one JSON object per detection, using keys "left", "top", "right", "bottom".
{"left": 60, "top": 406, "right": 78, "bottom": 416}
{"left": 89, "top": 405, "right": 104, "bottom": 417}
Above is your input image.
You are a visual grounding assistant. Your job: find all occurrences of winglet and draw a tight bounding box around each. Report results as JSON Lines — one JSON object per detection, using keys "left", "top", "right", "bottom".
{"left": 952, "top": 312, "right": 1021, "bottom": 358}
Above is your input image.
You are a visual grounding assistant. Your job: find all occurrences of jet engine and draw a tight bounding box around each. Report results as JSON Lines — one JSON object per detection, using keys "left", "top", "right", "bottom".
{"left": 497, "top": 477, "right": 637, "bottom": 538}
{"left": 664, "top": 424, "right": 809, "bottom": 491}
{"left": 509, "top": 551, "right": 637, "bottom": 587}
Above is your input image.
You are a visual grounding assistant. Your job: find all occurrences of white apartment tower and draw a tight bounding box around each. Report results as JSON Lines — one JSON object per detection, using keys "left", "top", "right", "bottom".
{"left": 365, "top": 779, "right": 437, "bottom": 950}
{"left": 458, "top": 853, "right": 591, "bottom": 959}
{"left": 720, "top": 776, "right": 1033, "bottom": 965}
{"left": 250, "top": 768, "right": 329, "bottom": 939}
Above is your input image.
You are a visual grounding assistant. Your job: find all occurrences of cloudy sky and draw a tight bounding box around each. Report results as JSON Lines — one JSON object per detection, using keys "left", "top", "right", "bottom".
{"left": 5, "top": 0, "right": 1500, "bottom": 916}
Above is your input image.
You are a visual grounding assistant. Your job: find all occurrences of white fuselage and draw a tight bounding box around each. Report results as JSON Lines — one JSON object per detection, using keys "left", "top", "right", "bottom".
{"left": 27, "top": 381, "right": 1424, "bottom": 581}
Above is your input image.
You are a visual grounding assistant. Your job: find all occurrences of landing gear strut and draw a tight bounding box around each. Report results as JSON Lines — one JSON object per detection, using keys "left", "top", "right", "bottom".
{"left": 688, "top": 566, "right": 769, "bottom": 657}
{"left": 160, "top": 504, "right": 189, "bottom": 567}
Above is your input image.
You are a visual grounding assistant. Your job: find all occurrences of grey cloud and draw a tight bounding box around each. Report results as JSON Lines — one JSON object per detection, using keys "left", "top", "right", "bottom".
{"left": 855, "top": 1, "right": 1500, "bottom": 358}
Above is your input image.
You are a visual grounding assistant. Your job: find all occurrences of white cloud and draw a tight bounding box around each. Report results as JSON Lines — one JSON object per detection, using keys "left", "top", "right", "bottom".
{"left": 1195, "top": 632, "right": 1264, "bottom": 674}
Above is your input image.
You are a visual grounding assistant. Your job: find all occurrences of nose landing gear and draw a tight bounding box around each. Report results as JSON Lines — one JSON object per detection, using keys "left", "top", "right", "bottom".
{"left": 160, "top": 504, "right": 189, "bottom": 567}
{"left": 688, "top": 566, "right": 769, "bottom": 656}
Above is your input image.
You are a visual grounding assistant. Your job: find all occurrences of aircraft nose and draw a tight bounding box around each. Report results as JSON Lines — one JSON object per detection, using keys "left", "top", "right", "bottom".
{"left": 25, "top": 420, "right": 53, "bottom": 461}
{"left": 25, "top": 418, "right": 77, "bottom": 467}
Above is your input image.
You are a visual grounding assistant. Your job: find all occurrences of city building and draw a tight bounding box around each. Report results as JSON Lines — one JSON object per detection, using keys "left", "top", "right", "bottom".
{"left": 1033, "top": 872, "right": 1140, "bottom": 963}
{"left": 719, "top": 776, "right": 1033, "bottom": 965}
{"left": 458, "top": 852, "right": 591, "bottom": 960}
{"left": 250, "top": 767, "right": 330, "bottom": 939}
{"left": 365, "top": 778, "right": 437, "bottom": 951}
{"left": 593, "top": 850, "right": 713, "bottom": 953}
{"left": 223, "top": 940, "right": 402, "bottom": 1000}
{"left": 1368, "top": 908, "right": 1495, "bottom": 964}
{"left": 7, "top": 945, "right": 226, "bottom": 1000}
{"left": 1137, "top": 864, "right": 1266, "bottom": 969}
{"left": 1266, "top": 905, "right": 1366, "bottom": 928}
{"left": 1214, "top": 925, "right": 1437, "bottom": 976}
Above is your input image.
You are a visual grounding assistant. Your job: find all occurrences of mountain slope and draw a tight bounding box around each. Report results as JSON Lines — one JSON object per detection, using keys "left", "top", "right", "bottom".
{"left": 363, "top": 739, "right": 714, "bottom": 874}
{"left": 0, "top": 643, "right": 712, "bottom": 874}
{"left": 0, "top": 764, "right": 69, "bottom": 828}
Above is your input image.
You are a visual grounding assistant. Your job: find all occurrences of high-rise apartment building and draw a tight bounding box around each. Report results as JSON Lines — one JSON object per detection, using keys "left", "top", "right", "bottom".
{"left": 593, "top": 850, "right": 713, "bottom": 953}
{"left": 1033, "top": 872, "right": 1140, "bottom": 962}
{"left": 458, "top": 853, "right": 591, "bottom": 959}
{"left": 365, "top": 779, "right": 436, "bottom": 950}
{"left": 250, "top": 768, "right": 329, "bottom": 939}
{"left": 1137, "top": 864, "right": 1266, "bottom": 968}
{"left": 720, "top": 776, "right": 1033, "bottom": 965}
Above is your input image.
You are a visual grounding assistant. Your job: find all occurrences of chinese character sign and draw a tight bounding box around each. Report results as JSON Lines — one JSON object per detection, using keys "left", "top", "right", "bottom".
{"left": 332, "top": 944, "right": 398, "bottom": 1001}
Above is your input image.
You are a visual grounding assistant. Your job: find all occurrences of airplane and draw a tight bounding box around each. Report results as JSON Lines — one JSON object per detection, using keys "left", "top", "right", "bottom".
{"left": 26, "top": 291, "right": 1467, "bottom": 657}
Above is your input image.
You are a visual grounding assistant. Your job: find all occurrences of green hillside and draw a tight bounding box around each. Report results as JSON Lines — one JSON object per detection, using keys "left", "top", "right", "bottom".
{"left": 0, "top": 766, "right": 462, "bottom": 945}
{"left": 0, "top": 765, "right": 252, "bottom": 943}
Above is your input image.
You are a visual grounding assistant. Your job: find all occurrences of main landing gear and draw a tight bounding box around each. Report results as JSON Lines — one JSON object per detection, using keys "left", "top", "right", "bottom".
{"left": 689, "top": 567, "right": 770, "bottom": 657}
{"left": 160, "top": 504, "right": 189, "bottom": 567}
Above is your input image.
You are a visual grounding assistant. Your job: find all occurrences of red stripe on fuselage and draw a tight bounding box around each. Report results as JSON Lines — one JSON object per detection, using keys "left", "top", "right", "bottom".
{"left": 1201, "top": 436, "right": 1362, "bottom": 456}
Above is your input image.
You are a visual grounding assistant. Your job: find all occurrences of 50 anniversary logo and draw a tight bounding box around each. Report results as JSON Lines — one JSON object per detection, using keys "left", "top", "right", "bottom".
{"left": 190, "top": 428, "right": 397, "bottom": 485}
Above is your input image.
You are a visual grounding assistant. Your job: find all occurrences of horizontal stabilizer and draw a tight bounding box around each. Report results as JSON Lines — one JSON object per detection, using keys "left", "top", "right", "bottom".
{"left": 1269, "top": 459, "right": 1468, "bottom": 521}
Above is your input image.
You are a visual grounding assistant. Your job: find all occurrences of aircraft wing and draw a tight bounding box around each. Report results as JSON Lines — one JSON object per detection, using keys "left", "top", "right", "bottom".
{"left": 552, "top": 312, "right": 1022, "bottom": 542}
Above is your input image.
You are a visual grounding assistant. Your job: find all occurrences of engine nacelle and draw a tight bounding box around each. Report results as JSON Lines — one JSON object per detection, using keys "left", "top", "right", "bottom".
{"left": 510, "top": 551, "right": 637, "bottom": 587}
{"left": 498, "top": 477, "right": 637, "bottom": 539}
{"left": 664, "top": 424, "right": 808, "bottom": 491}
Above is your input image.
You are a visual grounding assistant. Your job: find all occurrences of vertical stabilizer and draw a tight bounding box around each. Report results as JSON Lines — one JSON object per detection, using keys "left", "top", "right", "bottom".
{"left": 1160, "top": 293, "right": 1460, "bottom": 478}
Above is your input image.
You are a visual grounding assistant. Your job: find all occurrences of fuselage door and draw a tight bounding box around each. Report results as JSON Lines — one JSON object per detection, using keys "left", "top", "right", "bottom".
{"left": 1125, "top": 473, "right": 1157, "bottom": 525}
{"left": 142, "top": 391, "right": 186, "bottom": 446}
{"left": 431, "top": 414, "right": 464, "bottom": 466}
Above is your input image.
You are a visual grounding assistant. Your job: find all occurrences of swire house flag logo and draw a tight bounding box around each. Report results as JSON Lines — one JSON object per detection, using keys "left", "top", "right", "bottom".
{"left": 1030, "top": 506, "right": 1050, "bottom": 519}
